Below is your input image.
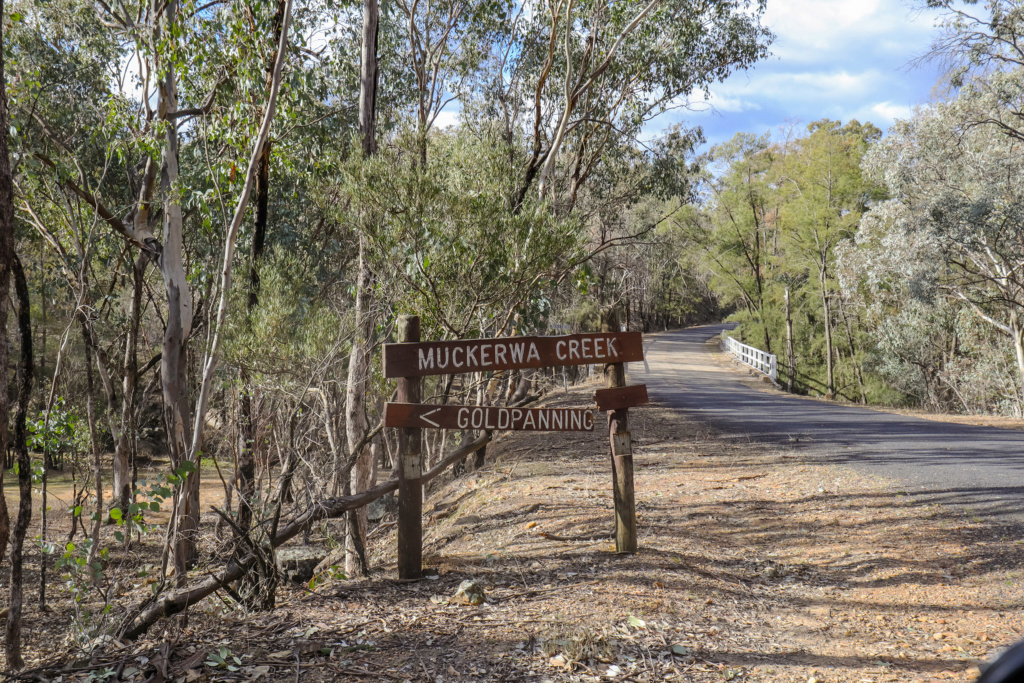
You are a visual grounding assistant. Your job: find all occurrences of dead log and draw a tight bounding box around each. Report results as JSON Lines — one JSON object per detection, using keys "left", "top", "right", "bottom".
{"left": 118, "top": 432, "right": 490, "bottom": 640}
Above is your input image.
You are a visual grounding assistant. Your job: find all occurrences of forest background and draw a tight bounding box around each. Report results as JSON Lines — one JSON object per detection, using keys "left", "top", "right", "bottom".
{"left": 0, "top": 0, "right": 1020, "bottom": 669}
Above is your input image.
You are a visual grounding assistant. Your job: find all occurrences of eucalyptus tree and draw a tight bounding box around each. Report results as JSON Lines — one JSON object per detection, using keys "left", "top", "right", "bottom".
{"left": 461, "top": 0, "right": 771, "bottom": 212}
{"left": 862, "top": 80, "right": 1024, "bottom": 412}
{"left": 694, "top": 132, "right": 779, "bottom": 353}
{"left": 925, "top": 0, "right": 1024, "bottom": 68}
{"left": 774, "top": 120, "right": 881, "bottom": 399}
{"left": 11, "top": 0, "right": 296, "bottom": 583}
{"left": 344, "top": 0, "right": 383, "bottom": 578}
{"left": 393, "top": 0, "right": 502, "bottom": 165}
{"left": 348, "top": 128, "right": 584, "bottom": 342}
{"left": 536, "top": 0, "right": 770, "bottom": 206}
{"left": 836, "top": 201, "right": 962, "bottom": 410}
{"left": 924, "top": 0, "right": 1024, "bottom": 127}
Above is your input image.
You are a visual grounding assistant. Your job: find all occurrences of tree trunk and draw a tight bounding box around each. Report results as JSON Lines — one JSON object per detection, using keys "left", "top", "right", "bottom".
{"left": 358, "top": 0, "right": 379, "bottom": 158}
{"left": 80, "top": 315, "right": 107, "bottom": 573}
{"left": 1011, "top": 311, "right": 1024, "bottom": 416}
{"left": 234, "top": 62, "right": 279, "bottom": 607}
{"left": 7, "top": 256, "right": 30, "bottom": 647}
{"left": 785, "top": 287, "right": 795, "bottom": 393}
{"left": 345, "top": 235, "right": 375, "bottom": 577}
{"left": 819, "top": 272, "right": 834, "bottom": 399}
{"left": 155, "top": 0, "right": 197, "bottom": 579}
{"left": 837, "top": 293, "right": 867, "bottom": 404}
{"left": 237, "top": 146, "right": 271, "bottom": 541}
{"left": 5, "top": 403, "right": 28, "bottom": 671}
{"left": 0, "top": 0, "right": 21, "bottom": 663}
{"left": 10, "top": 258, "right": 35, "bottom": 605}
{"left": 114, "top": 252, "right": 148, "bottom": 516}
{"left": 39, "top": 239, "right": 45, "bottom": 409}
{"left": 175, "top": 0, "right": 291, "bottom": 589}
{"left": 237, "top": 0, "right": 284, "bottom": 547}
{"left": 345, "top": 0, "right": 380, "bottom": 577}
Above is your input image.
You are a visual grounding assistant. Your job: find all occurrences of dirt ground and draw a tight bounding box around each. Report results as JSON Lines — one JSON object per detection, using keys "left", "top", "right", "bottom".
{"left": 6, "top": 377, "right": 1024, "bottom": 682}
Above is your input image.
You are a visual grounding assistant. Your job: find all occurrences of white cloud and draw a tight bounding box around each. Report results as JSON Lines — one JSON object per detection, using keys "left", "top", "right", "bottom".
{"left": 844, "top": 100, "right": 914, "bottom": 128}
{"left": 691, "top": 91, "right": 762, "bottom": 114}
{"left": 433, "top": 109, "right": 460, "bottom": 129}
{"left": 648, "top": 0, "right": 950, "bottom": 148}
{"left": 868, "top": 101, "right": 914, "bottom": 123}
{"left": 716, "top": 69, "right": 883, "bottom": 103}
{"left": 764, "top": 0, "right": 935, "bottom": 63}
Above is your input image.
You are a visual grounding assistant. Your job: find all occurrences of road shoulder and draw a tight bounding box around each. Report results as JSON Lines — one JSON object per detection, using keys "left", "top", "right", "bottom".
{"left": 701, "top": 327, "right": 1024, "bottom": 433}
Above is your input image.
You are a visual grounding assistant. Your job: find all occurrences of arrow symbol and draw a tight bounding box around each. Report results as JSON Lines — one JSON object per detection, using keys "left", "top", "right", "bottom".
{"left": 420, "top": 408, "right": 441, "bottom": 427}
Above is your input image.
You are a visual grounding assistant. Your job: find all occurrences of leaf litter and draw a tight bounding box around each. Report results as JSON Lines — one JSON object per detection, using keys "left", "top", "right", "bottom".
{"left": 5, "top": 382, "right": 1024, "bottom": 682}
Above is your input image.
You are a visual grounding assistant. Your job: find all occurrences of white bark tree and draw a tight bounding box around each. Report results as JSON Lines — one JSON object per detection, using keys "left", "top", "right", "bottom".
{"left": 346, "top": 0, "right": 381, "bottom": 577}
{"left": 862, "top": 77, "right": 1024, "bottom": 412}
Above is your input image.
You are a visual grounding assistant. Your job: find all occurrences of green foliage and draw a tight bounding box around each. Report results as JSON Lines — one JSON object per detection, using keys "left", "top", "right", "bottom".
{"left": 224, "top": 247, "right": 341, "bottom": 377}
{"left": 692, "top": 121, "right": 888, "bottom": 401}
{"left": 206, "top": 646, "right": 243, "bottom": 671}
{"left": 26, "top": 397, "right": 87, "bottom": 463}
{"left": 845, "top": 66, "right": 1024, "bottom": 414}
{"left": 3, "top": 0, "right": 775, "bottom": 650}
{"left": 339, "top": 128, "right": 586, "bottom": 339}
{"left": 307, "top": 565, "right": 347, "bottom": 592}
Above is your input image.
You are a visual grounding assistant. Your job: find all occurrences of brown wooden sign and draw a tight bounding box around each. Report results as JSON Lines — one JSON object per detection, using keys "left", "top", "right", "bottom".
{"left": 594, "top": 384, "right": 649, "bottom": 412}
{"left": 383, "top": 332, "right": 643, "bottom": 378}
{"left": 384, "top": 402, "right": 595, "bottom": 432}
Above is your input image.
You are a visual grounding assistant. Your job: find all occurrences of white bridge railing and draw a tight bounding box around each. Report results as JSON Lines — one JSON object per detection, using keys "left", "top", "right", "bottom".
{"left": 722, "top": 333, "right": 777, "bottom": 381}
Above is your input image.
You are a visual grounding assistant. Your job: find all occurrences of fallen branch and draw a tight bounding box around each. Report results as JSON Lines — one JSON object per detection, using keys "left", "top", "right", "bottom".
{"left": 366, "top": 520, "right": 396, "bottom": 540}
{"left": 511, "top": 393, "right": 542, "bottom": 407}
{"left": 538, "top": 531, "right": 613, "bottom": 542}
{"left": 118, "top": 433, "right": 491, "bottom": 640}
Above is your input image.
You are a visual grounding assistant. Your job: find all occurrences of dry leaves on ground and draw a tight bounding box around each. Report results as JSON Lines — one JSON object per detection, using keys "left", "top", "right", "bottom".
{"left": 7, "top": 382, "right": 1024, "bottom": 682}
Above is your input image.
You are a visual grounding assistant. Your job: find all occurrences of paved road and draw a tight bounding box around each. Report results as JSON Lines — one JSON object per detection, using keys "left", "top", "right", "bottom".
{"left": 640, "top": 323, "right": 1024, "bottom": 527}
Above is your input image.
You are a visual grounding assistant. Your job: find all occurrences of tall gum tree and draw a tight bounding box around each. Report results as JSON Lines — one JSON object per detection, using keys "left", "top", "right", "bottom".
{"left": 486, "top": 0, "right": 773, "bottom": 211}
{"left": 345, "top": 0, "right": 381, "bottom": 577}
{"left": 699, "top": 133, "right": 779, "bottom": 354}
{"left": 236, "top": 0, "right": 288, "bottom": 607}
{"left": 862, "top": 81, "right": 1024, "bottom": 413}
{"left": 776, "top": 120, "right": 880, "bottom": 399}
{"left": 16, "top": 0, "right": 296, "bottom": 579}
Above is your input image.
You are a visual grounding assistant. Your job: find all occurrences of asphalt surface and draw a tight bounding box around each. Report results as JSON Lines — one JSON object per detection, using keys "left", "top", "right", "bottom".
{"left": 640, "top": 323, "right": 1024, "bottom": 528}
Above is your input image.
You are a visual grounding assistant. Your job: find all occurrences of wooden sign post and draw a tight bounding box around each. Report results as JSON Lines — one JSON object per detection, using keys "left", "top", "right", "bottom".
{"left": 603, "top": 309, "right": 637, "bottom": 554}
{"left": 594, "top": 385, "right": 649, "bottom": 412}
{"left": 383, "top": 332, "right": 644, "bottom": 377}
{"left": 396, "top": 316, "right": 423, "bottom": 580}
{"left": 385, "top": 403, "right": 596, "bottom": 431}
{"left": 383, "top": 323, "right": 649, "bottom": 576}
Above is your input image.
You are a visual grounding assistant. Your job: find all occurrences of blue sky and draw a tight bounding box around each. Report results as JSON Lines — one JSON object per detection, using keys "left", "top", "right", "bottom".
{"left": 653, "top": 0, "right": 949, "bottom": 148}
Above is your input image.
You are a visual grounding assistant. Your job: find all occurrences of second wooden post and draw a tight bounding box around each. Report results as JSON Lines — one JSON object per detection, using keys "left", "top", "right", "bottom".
{"left": 603, "top": 309, "right": 637, "bottom": 554}
{"left": 396, "top": 315, "right": 423, "bottom": 578}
